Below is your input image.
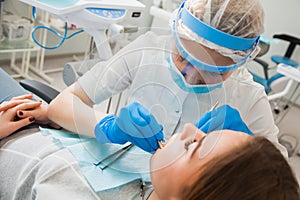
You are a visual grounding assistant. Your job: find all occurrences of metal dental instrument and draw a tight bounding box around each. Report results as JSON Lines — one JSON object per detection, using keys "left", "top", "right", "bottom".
{"left": 156, "top": 102, "right": 219, "bottom": 150}
{"left": 94, "top": 143, "right": 134, "bottom": 170}
{"left": 209, "top": 101, "right": 219, "bottom": 111}
{"left": 158, "top": 141, "right": 164, "bottom": 149}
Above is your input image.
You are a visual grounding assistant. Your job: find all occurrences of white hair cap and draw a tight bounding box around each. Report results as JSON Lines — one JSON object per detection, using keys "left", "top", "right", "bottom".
{"left": 174, "top": 0, "right": 264, "bottom": 63}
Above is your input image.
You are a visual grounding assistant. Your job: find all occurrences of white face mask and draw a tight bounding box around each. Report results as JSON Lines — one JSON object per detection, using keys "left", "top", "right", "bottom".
{"left": 167, "top": 57, "right": 222, "bottom": 94}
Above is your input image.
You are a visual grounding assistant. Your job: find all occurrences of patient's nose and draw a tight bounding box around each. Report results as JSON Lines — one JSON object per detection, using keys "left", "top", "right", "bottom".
{"left": 180, "top": 123, "right": 206, "bottom": 142}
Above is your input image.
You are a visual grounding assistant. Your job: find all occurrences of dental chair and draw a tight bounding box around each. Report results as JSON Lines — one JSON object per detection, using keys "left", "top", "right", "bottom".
{"left": 249, "top": 33, "right": 300, "bottom": 114}
{"left": 271, "top": 34, "right": 300, "bottom": 68}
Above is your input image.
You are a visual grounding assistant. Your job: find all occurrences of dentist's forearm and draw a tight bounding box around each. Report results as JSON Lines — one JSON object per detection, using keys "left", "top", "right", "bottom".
{"left": 48, "top": 84, "right": 107, "bottom": 137}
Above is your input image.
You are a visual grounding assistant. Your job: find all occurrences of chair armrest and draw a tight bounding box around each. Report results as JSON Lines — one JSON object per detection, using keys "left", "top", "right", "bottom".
{"left": 273, "top": 34, "right": 300, "bottom": 45}
{"left": 273, "top": 34, "right": 300, "bottom": 58}
{"left": 253, "top": 58, "right": 270, "bottom": 80}
{"left": 19, "top": 79, "right": 60, "bottom": 104}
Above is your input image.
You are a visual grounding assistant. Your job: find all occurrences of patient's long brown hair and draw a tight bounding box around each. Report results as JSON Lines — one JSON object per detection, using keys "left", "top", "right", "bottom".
{"left": 183, "top": 136, "right": 300, "bottom": 200}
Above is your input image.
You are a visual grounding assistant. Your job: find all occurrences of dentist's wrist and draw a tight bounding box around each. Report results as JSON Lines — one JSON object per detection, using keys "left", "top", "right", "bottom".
{"left": 94, "top": 114, "right": 127, "bottom": 144}
{"left": 94, "top": 114, "right": 115, "bottom": 143}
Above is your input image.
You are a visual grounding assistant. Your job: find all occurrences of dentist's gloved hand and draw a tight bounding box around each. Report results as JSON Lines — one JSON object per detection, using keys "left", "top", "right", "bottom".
{"left": 195, "top": 105, "right": 253, "bottom": 135}
{"left": 94, "top": 102, "right": 164, "bottom": 153}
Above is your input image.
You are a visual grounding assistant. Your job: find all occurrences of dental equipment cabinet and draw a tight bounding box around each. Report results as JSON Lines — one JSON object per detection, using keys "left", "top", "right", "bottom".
{"left": 0, "top": 0, "right": 41, "bottom": 80}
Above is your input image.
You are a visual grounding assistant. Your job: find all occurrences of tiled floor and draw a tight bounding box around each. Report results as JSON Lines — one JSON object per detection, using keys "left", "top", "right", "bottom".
{"left": 2, "top": 55, "right": 300, "bottom": 184}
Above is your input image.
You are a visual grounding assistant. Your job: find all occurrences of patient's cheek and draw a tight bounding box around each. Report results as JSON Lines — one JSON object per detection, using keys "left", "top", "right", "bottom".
{"left": 150, "top": 135, "right": 185, "bottom": 172}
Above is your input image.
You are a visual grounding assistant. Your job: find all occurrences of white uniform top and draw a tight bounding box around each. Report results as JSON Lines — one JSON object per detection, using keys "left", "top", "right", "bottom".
{"left": 79, "top": 31, "right": 287, "bottom": 158}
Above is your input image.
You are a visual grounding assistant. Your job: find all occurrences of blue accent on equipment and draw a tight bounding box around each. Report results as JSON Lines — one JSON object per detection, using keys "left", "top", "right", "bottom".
{"left": 86, "top": 8, "right": 126, "bottom": 19}
{"left": 31, "top": 23, "right": 84, "bottom": 50}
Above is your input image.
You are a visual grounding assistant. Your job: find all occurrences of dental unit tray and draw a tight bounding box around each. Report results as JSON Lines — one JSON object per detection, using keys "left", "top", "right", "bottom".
{"left": 18, "top": 0, "right": 145, "bottom": 60}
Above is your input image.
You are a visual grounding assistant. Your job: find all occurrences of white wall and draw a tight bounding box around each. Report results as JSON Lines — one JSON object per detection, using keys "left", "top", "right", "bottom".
{"left": 260, "top": 0, "right": 300, "bottom": 65}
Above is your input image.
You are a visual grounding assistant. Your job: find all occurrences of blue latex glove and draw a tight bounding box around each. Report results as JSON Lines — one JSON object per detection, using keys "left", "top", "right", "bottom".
{"left": 194, "top": 105, "right": 253, "bottom": 135}
{"left": 94, "top": 102, "right": 164, "bottom": 153}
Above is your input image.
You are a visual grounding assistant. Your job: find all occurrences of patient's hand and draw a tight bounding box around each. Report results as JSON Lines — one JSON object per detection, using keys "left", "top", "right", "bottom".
{"left": 0, "top": 94, "right": 37, "bottom": 139}
{"left": 0, "top": 94, "right": 61, "bottom": 139}
{"left": 14, "top": 95, "right": 61, "bottom": 129}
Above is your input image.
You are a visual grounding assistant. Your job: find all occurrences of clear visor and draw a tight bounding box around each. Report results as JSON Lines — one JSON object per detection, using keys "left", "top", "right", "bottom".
{"left": 171, "top": 41, "right": 232, "bottom": 85}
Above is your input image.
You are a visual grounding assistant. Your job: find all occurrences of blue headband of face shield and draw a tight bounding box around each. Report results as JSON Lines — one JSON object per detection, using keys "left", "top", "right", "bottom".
{"left": 173, "top": 2, "right": 260, "bottom": 73}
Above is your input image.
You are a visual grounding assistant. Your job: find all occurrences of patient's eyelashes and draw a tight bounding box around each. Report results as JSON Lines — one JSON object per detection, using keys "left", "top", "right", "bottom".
{"left": 184, "top": 139, "right": 197, "bottom": 150}
{"left": 184, "top": 135, "right": 207, "bottom": 151}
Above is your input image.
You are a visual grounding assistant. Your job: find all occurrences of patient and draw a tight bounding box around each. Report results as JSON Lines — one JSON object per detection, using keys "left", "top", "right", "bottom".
{"left": 0, "top": 68, "right": 299, "bottom": 199}
{"left": 149, "top": 123, "right": 300, "bottom": 200}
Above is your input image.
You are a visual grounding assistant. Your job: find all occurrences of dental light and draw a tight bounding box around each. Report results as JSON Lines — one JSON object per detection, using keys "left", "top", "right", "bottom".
{"left": 18, "top": 0, "right": 145, "bottom": 60}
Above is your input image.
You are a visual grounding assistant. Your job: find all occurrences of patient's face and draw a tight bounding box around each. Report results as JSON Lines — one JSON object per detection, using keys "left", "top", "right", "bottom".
{"left": 150, "top": 123, "right": 250, "bottom": 199}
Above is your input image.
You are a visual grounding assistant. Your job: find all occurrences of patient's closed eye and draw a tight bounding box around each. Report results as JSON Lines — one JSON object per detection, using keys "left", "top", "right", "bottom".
{"left": 184, "top": 136, "right": 206, "bottom": 150}
{"left": 184, "top": 139, "right": 196, "bottom": 150}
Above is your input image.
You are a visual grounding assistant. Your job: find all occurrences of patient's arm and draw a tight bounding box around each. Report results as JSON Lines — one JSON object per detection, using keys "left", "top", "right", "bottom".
{"left": 48, "top": 82, "right": 108, "bottom": 137}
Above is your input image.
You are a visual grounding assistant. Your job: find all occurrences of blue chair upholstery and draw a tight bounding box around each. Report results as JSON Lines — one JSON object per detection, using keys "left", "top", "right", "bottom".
{"left": 271, "top": 34, "right": 300, "bottom": 68}
{"left": 271, "top": 56, "right": 298, "bottom": 68}
{"left": 250, "top": 34, "right": 300, "bottom": 94}
{"left": 251, "top": 65, "right": 298, "bottom": 94}
{"left": 248, "top": 34, "right": 300, "bottom": 114}
{"left": 251, "top": 72, "right": 271, "bottom": 93}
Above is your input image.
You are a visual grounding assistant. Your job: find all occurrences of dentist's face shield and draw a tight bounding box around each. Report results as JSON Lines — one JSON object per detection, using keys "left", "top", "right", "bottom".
{"left": 171, "top": 1, "right": 260, "bottom": 85}
{"left": 171, "top": 41, "right": 232, "bottom": 85}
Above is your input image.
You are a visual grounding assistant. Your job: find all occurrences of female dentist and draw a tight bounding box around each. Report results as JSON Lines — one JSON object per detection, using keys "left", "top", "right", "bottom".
{"left": 48, "top": 0, "right": 285, "bottom": 155}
